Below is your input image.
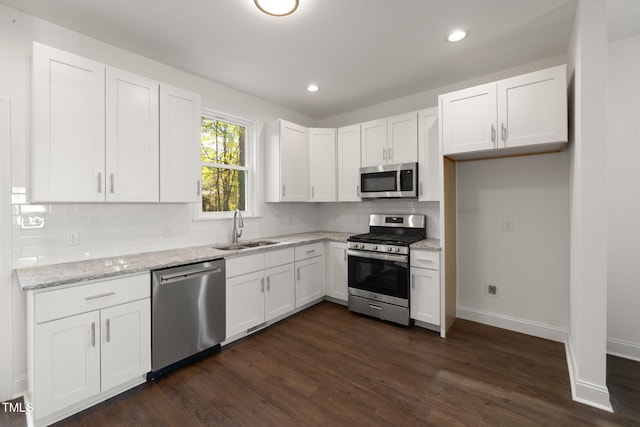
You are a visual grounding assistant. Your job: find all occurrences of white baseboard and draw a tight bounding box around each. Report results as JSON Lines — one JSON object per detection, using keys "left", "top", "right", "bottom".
{"left": 565, "top": 340, "right": 613, "bottom": 412}
{"left": 456, "top": 305, "right": 568, "bottom": 342}
{"left": 607, "top": 337, "right": 640, "bottom": 362}
{"left": 13, "top": 375, "right": 26, "bottom": 398}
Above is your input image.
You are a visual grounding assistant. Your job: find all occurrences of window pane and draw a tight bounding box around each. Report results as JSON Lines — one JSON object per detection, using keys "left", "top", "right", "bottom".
{"left": 201, "top": 166, "right": 246, "bottom": 212}
{"left": 201, "top": 117, "right": 246, "bottom": 167}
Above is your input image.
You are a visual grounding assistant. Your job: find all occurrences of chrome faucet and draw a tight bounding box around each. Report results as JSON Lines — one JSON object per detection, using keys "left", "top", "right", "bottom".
{"left": 232, "top": 209, "right": 244, "bottom": 243}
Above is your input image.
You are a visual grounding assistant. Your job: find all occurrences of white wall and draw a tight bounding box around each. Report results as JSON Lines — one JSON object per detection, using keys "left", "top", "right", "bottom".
{"left": 566, "top": 0, "right": 611, "bottom": 411}
{"left": 607, "top": 33, "right": 640, "bottom": 362}
{"left": 456, "top": 153, "right": 570, "bottom": 341}
{"left": 0, "top": 3, "right": 323, "bottom": 396}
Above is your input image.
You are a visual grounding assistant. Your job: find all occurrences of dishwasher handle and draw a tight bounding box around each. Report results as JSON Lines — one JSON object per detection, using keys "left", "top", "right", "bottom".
{"left": 159, "top": 265, "right": 223, "bottom": 284}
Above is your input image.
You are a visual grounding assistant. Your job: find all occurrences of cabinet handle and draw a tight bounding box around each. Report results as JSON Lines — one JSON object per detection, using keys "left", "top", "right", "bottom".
{"left": 344, "top": 249, "right": 347, "bottom": 261}
{"left": 369, "top": 304, "right": 382, "bottom": 310}
{"left": 501, "top": 123, "right": 507, "bottom": 142}
{"left": 91, "top": 322, "right": 96, "bottom": 347}
{"left": 297, "top": 268, "right": 300, "bottom": 281}
{"left": 491, "top": 124, "right": 496, "bottom": 144}
{"left": 420, "top": 182, "right": 423, "bottom": 196}
{"left": 97, "top": 172, "right": 102, "bottom": 194}
{"left": 267, "top": 276, "right": 271, "bottom": 291}
{"left": 356, "top": 185, "right": 360, "bottom": 196}
{"left": 382, "top": 148, "right": 387, "bottom": 160}
{"left": 106, "top": 319, "right": 111, "bottom": 343}
{"left": 417, "top": 258, "right": 434, "bottom": 263}
{"left": 311, "top": 186, "right": 314, "bottom": 198}
{"left": 411, "top": 274, "right": 415, "bottom": 289}
{"left": 282, "top": 185, "right": 286, "bottom": 197}
{"left": 305, "top": 249, "right": 316, "bottom": 254}
{"left": 388, "top": 147, "right": 392, "bottom": 159}
{"left": 261, "top": 278, "right": 265, "bottom": 292}
{"left": 197, "top": 180, "right": 201, "bottom": 196}
{"left": 110, "top": 173, "right": 115, "bottom": 193}
{"left": 85, "top": 291, "right": 116, "bottom": 301}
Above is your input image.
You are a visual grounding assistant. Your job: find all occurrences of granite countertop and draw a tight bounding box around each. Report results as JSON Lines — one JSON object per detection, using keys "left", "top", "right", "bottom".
{"left": 16, "top": 231, "right": 354, "bottom": 291}
{"left": 16, "top": 231, "right": 441, "bottom": 291}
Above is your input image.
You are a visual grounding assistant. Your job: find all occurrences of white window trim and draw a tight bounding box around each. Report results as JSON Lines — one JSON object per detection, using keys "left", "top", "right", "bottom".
{"left": 194, "top": 108, "right": 260, "bottom": 221}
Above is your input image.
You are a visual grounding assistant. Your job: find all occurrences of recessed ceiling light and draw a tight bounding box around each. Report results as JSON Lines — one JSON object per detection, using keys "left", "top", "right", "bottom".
{"left": 255, "top": 0, "right": 299, "bottom": 17}
{"left": 307, "top": 84, "right": 319, "bottom": 92}
{"left": 447, "top": 30, "right": 467, "bottom": 42}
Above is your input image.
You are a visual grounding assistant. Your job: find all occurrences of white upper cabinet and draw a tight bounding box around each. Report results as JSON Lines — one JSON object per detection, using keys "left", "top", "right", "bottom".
{"left": 387, "top": 112, "right": 418, "bottom": 164}
{"left": 265, "top": 119, "right": 309, "bottom": 202}
{"left": 32, "top": 42, "right": 202, "bottom": 203}
{"left": 337, "top": 124, "right": 361, "bottom": 202}
{"left": 440, "top": 83, "right": 497, "bottom": 157}
{"left": 361, "top": 113, "right": 418, "bottom": 167}
{"left": 106, "top": 67, "right": 159, "bottom": 202}
{"left": 440, "top": 65, "right": 567, "bottom": 160}
{"left": 497, "top": 66, "right": 568, "bottom": 149}
{"left": 308, "top": 128, "right": 337, "bottom": 202}
{"left": 418, "top": 107, "right": 440, "bottom": 202}
{"left": 159, "top": 84, "right": 201, "bottom": 203}
{"left": 33, "top": 42, "right": 106, "bottom": 202}
{"left": 360, "top": 119, "right": 387, "bottom": 167}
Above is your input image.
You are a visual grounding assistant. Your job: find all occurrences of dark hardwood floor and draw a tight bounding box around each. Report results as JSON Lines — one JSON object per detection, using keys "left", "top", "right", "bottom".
{"left": 2, "top": 302, "right": 639, "bottom": 426}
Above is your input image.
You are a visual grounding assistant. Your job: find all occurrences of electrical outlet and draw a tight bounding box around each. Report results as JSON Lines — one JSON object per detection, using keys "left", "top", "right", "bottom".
{"left": 163, "top": 225, "right": 173, "bottom": 238}
{"left": 487, "top": 284, "right": 498, "bottom": 297}
{"left": 66, "top": 231, "right": 79, "bottom": 246}
{"left": 429, "top": 218, "right": 437, "bottom": 229}
{"left": 503, "top": 219, "right": 514, "bottom": 232}
{"left": 355, "top": 215, "right": 361, "bottom": 224}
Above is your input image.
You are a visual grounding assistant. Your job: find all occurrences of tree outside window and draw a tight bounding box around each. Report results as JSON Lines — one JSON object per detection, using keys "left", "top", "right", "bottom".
{"left": 201, "top": 115, "right": 248, "bottom": 213}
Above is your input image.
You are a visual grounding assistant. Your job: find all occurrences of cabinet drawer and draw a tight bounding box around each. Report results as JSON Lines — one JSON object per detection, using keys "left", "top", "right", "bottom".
{"left": 411, "top": 250, "right": 440, "bottom": 270}
{"left": 226, "top": 253, "right": 264, "bottom": 278}
{"left": 295, "top": 242, "right": 324, "bottom": 261}
{"left": 265, "top": 247, "right": 294, "bottom": 269}
{"left": 35, "top": 274, "right": 149, "bottom": 324}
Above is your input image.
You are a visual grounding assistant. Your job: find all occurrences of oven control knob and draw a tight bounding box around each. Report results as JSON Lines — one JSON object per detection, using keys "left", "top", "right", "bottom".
{"left": 394, "top": 247, "right": 400, "bottom": 253}
{"left": 373, "top": 245, "right": 378, "bottom": 251}
{"left": 358, "top": 244, "right": 364, "bottom": 249}
{"left": 387, "top": 247, "right": 393, "bottom": 252}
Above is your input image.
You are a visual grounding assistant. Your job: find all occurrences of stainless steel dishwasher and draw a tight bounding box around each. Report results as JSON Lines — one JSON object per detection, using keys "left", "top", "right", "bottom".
{"left": 148, "top": 259, "right": 225, "bottom": 379}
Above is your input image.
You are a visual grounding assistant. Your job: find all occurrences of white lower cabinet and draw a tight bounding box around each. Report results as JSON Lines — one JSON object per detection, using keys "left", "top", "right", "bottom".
{"left": 27, "top": 274, "right": 150, "bottom": 426}
{"left": 295, "top": 243, "right": 325, "bottom": 308}
{"left": 410, "top": 250, "right": 441, "bottom": 327}
{"left": 226, "top": 248, "right": 295, "bottom": 338}
{"left": 327, "top": 242, "right": 348, "bottom": 303}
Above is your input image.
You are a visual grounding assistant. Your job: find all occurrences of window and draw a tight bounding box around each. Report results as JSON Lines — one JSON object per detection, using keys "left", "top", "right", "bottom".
{"left": 199, "top": 111, "right": 254, "bottom": 218}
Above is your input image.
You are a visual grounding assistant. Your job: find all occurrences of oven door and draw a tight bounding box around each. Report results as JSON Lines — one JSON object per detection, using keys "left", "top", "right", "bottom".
{"left": 347, "top": 250, "right": 409, "bottom": 307}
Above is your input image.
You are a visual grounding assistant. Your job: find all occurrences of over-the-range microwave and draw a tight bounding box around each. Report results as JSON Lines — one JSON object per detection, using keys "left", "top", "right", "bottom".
{"left": 359, "top": 162, "right": 418, "bottom": 199}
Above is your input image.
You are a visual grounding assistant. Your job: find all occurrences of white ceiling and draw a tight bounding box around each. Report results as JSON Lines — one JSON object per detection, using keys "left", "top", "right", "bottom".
{"left": 0, "top": 0, "right": 582, "bottom": 119}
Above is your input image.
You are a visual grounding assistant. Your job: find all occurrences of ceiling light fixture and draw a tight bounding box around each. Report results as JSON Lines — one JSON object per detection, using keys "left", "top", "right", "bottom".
{"left": 255, "top": 0, "right": 299, "bottom": 17}
{"left": 447, "top": 30, "right": 467, "bottom": 42}
{"left": 307, "top": 84, "right": 319, "bottom": 92}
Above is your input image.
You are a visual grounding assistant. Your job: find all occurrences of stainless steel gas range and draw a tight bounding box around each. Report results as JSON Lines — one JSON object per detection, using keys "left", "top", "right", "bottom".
{"left": 347, "top": 214, "right": 426, "bottom": 326}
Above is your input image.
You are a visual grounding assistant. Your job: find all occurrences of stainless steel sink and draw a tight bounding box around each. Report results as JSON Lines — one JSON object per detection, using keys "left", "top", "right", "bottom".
{"left": 214, "top": 240, "right": 279, "bottom": 251}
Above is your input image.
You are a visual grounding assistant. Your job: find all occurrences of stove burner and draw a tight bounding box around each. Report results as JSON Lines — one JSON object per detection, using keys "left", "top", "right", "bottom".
{"left": 348, "top": 232, "right": 424, "bottom": 246}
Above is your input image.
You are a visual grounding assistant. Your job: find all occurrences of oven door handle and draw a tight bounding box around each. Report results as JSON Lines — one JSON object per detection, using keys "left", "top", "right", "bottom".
{"left": 347, "top": 250, "right": 408, "bottom": 263}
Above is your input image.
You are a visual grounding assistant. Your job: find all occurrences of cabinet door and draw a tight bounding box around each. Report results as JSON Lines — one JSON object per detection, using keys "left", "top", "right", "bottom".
{"left": 280, "top": 120, "right": 309, "bottom": 201}
{"left": 497, "top": 65, "right": 567, "bottom": 149}
{"left": 418, "top": 108, "right": 440, "bottom": 202}
{"left": 360, "top": 119, "right": 387, "bottom": 167}
{"left": 295, "top": 256, "right": 325, "bottom": 308}
{"left": 265, "top": 263, "right": 295, "bottom": 321}
{"left": 159, "top": 84, "right": 201, "bottom": 202}
{"left": 337, "top": 124, "right": 361, "bottom": 201}
{"left": 328, "top": 242, "right": 348, "bottom": 302}
{"left": 32, "top": 43, "right": 105, "bottom": 202}
{"left": 387, "top": 112, "right": 418, "bottom": 164}
{"left": 440, "top": 83, "right": 497, "bottom": 156}
{"left": 106, "top": 68, "right": 159, "bottom": 202}
{"left": 101, "top": 299, "right": 151, "bottom": 391}
{"left": 410, "top": 267, "right": 440, "bottom": 325}
{"left": 34, "top": 311, "right": 101, "bottom": 418}
{"left": 308, "top": 128, "right": 337, "bottom": 202}
{"left": 226, "top": 270, "right": 265, "bottom": 337}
